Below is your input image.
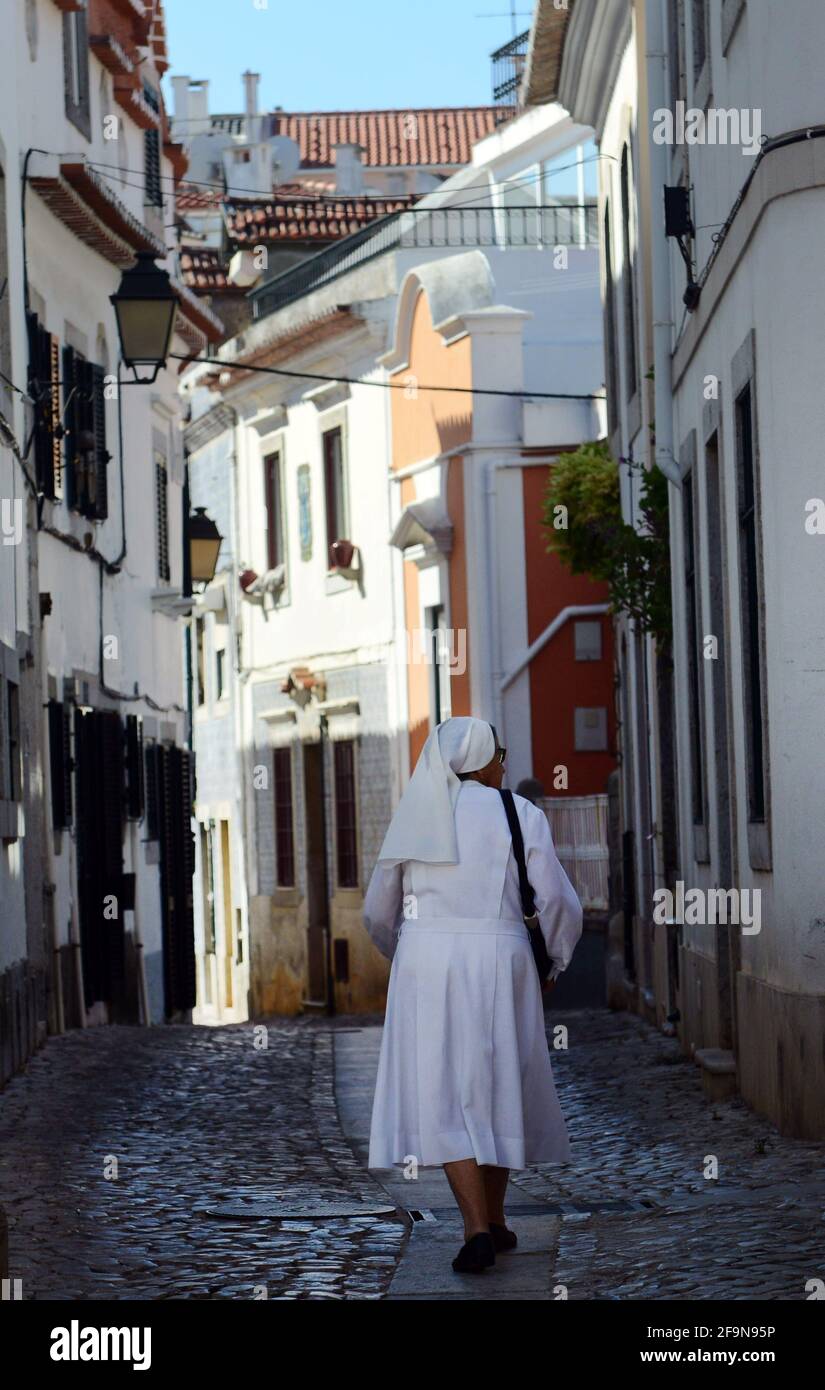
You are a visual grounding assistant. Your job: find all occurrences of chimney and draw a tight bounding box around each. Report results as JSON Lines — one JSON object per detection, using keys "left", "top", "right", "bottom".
{"left": 334, "top": 142, "right": 365, "bottom": 196}
{"left": 171, "top": 75, "right": 191, "bottom": 131}
{"left": 188, "top": 80, "right": 210, "bottom": 133}
{"left": 243, "top": 71, "right": 260, "bottom": 119}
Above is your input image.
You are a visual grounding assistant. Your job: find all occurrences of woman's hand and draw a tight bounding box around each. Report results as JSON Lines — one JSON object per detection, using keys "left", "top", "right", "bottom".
{"left": 542, "top": 976, "right": 557, "bottom": 993}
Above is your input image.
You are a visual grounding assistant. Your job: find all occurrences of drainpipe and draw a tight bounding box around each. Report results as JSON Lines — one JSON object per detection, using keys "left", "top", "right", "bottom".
{"left": 484, "top": 461, "right": 505, "bottom": 744}
{"left": 646, "top": 0, "right": 681, "bottom": 486}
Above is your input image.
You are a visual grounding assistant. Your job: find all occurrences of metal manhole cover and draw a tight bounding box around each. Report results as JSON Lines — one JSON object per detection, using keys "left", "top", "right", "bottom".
{"left": 200, "top": 1199, "right": 398, "bottom": 1221}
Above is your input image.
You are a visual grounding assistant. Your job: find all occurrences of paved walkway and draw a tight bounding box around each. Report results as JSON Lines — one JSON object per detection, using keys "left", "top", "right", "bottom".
{"left": 1, "top": 1007, "right": 823, "bottom": 1300}
{"left": 0, "top": 1018, "right": 401, "bottom": 1300}
{"left": 341, "top": 1009, "right": 825, "bottom": 1300}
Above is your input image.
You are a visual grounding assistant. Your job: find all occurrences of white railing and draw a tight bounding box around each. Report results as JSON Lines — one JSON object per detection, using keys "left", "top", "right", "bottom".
{"left": 539, "top": 793, "right": 609, "bottom": 912}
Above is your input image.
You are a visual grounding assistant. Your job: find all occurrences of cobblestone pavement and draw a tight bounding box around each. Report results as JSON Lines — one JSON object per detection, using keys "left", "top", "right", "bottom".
{"left": 514, "top": 1008, "right": 825, "bottom": 1300}
{"left": 0, "top": 1016, "right": 404, "bottom": 1301}
{"left": 2, "top": 1007, "right": 823, "bottom": 1301}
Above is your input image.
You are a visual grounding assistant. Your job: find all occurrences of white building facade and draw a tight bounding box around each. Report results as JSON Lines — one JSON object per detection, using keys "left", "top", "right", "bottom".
{"left": 528, "top": 0, "right": 825, "bottom": 1136}
{"left": 0, "top": 0, "right": 221, "bottom": 1077}
{"left": 183, "top": 98, "right": 605, "bottom": 1018}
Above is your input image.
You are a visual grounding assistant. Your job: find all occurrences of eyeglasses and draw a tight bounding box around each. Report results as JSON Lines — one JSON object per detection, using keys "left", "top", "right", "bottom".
{"left": 497, "top": 747, "right": 507, "bottom": 765}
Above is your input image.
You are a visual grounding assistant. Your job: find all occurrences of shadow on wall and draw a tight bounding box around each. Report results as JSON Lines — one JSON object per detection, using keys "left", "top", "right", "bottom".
{"left": 549, "top": 915, "right": 607, "bottom": 1011}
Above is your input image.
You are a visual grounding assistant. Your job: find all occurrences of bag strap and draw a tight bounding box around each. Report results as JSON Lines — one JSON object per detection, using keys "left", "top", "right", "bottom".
{"left": 499, "top": 789, "right": 538, "bottom": 924}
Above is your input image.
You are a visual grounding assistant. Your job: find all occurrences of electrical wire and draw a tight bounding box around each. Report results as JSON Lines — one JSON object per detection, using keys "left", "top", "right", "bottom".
{"left": 84, "top": 149, "right": 608, "bottom": 212}
{"left": 170, "top": 351, "right": 606, "bottom": 401}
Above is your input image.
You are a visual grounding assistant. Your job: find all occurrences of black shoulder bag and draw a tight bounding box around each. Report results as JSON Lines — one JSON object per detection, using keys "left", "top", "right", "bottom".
{"left": 499, "top": 789, "right": 553, "bottom": 986}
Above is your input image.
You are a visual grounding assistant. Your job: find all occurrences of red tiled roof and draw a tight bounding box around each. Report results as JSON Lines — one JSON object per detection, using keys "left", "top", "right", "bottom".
{"left": 180, "top": 247, "right": 230, "bottom": 292}
{"left": 177, "top": 184, "right": 224, "bottom": 212}
{"left": 269, "top": 108, "right": 501, "bottom": 168}
{"left": 225, "top": 194, "right": 417, "bottom": 244}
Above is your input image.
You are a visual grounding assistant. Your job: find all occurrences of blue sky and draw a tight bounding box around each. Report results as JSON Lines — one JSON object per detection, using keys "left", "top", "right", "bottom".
{"left": 162, "top": 0, "right": 533, "bottom": 113}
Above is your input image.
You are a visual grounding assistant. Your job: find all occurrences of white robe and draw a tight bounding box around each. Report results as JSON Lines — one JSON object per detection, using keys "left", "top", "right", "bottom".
{"left": 363, "top": 781, "right": 583, "bottom": 1169}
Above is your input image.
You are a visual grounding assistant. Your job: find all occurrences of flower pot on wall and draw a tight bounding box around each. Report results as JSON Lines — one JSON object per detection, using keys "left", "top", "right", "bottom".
{"left": 329, "top": 538, "right": 361, "bottom": 580}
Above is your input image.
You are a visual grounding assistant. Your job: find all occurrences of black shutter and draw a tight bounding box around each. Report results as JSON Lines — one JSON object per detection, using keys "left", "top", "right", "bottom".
{"left": 158, "top": 745, "right": 196, "bottom": 1015}
{"left": 27, "top": 314, "right": 59, "bottom": 498}
{"left": 48, "top": 700, "right": 73, "bottom": 830}
{"left": 155, "top": 458, "right": 170, "bottom": 581}
{"left": 125, "top": 715, "right": 144, "bottom": 820}
{"left": 62, "top": 344, "right": 80, "bottom": 510}
{"left": 89, "top": 364, "right": 109, "bottom": 520}
{"left": 144, "top": 741, "right": 159, "bottom": 839}
{"left": 75, "top": 709, "right": 126, "bottom": 1009}
{"left": 145, "top": 128, "right": 162, "bottom": 207}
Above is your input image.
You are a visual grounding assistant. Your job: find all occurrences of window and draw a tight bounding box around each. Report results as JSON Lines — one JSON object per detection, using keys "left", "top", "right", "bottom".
{"left": 683, "top": 472, "right": 706, "bottom": 826}
{"left": 323, "top": 426, "right": 347, "bottom": 564}
{"left": 62, "top": 348, "right": 109, "bottom": 519}
{"left": 27, "top": 315, "right": 62, "bottom": 499}
{"left": 427, "top": 604, "right": 452, "bottom": 726}
{"left": 264, "top": 451, "right": 284, "bottom": 570}
{"left": 48, "top": 700, "right": 73, "bottom": 829}
{"left": 574, "top": 621, "right": 603, "bottom": 662}
{"left": 143, "top": 84, "right": 163, "bottom": 209}
{"left": 215, "top": 646, "right": 226, "bottom": 701}
{"left": 691, "top": 0, "right": 711, "bottom": 107}
{"left": 333, "top": 739, "right": 358, "bottom": 887}
{"left": 574, "top": 708, "right": 608, "bottom": 752}
{"left": 603, "top": 204, "right": 619, "bottom": 432}
{"left": 692, "top": 0, "right": 708, "bottom": 77}
{"left": 668, "top": 0, "right": 686, "bottom": 109}
{"left": 3, "top": 679, "right": 20, "bottom": 802}
{"left": 144, "top": 741, "right": 160, "bottom": 839}
{"left": 63, "top": 8, "right": 90, "bottom": 140}
{"left": 195, "top": 619, "right": 206, "bottom": 707}
{"left": 620, "top": 144, "right": 638, "bottom": 399}
{"left": 273, "top": 746, "right": 295, "bottom": 887}
{"left": 125, "top": 714, "right": 144, "bottom": 820}
{"left": 735, "top": 384, "right": 766, "bottom": 822}
{"left": 155, "top": 452, "right": 170, "bottom": 582}
{"left": 201, "top": 824, "right": 217, "bottom": 956}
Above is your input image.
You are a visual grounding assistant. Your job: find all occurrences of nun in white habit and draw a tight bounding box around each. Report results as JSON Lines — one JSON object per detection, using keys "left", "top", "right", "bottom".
{"left": 363, "top": 716, "right": 583, "bottom": 1274}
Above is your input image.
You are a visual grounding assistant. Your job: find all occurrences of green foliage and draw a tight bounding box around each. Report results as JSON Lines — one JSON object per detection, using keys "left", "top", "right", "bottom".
{"left": 541, "top": 441, "right": 673, "bottom": 646}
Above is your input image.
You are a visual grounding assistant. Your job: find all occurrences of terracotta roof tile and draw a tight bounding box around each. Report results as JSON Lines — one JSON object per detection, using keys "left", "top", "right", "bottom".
{"left": 180, "top": 247, "right": 230, "bottom": 292}
{"left": 268, "top": 107, "right": 500, "bottom": 168}
{"left": 225, "top": 194, "right": 417, "bottom": 244}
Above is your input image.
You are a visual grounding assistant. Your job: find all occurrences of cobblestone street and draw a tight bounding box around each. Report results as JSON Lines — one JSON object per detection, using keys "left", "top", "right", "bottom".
{"left": 0, "top": 1017, "right": 401, "bottom": 1301}
{"left": 1, "top": 1007, "right": 823, "bottom": 1301}
{"left": 516, "top": 1010, "right": 825, "bottom": 1300}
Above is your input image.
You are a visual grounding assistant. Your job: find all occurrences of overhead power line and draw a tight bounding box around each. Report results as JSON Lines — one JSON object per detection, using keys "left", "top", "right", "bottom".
{"left": 170, "top": 352, "right": 606, "bottom": 401}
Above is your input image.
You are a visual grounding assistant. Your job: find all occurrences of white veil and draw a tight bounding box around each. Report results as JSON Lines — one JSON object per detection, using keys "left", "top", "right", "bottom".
{"left": 376, "top": 716, "right": 496, "bottom": 866}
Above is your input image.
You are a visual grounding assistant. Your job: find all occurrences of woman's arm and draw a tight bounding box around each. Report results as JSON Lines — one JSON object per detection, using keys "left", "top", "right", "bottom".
{"left": 362, "top": 860, "right": 405, "bottom": 962}
{"left": 522, "top": 803, "right": 584, "bottom": 976}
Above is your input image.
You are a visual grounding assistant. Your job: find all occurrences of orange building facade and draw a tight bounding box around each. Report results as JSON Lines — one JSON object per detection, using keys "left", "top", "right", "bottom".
{"left": 383, "top": 250, "right": 616, "bottom": 801}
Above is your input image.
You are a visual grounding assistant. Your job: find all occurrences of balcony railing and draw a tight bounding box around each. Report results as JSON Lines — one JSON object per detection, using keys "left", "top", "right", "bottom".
{"left": 250, "top": 202, "right": 598, "bottom": 321}
{"left": 491, "top": 30, "right": 531, "bottom": 112}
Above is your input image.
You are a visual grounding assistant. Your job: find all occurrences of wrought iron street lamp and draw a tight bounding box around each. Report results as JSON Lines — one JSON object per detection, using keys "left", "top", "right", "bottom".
{"left": 110, "top": 251, "right": 179, "bottom": 383}
{"left": 188, "top": 507, "right": 222, "bottom": 585}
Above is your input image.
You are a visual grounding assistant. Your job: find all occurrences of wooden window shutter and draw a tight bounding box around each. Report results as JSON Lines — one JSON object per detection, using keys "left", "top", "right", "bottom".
{"left": 27, "top": 314, "right": 58, "bottom": 498}
{"left": 155, "top": 456, "right": 170, "bottom": 581}
{"left": 48, "top": 700, "right": 73, "bottom": 830}
{"left": 125, "top": 715, "right": 144, "bottom": 821}
{"left": 89, "top": 364, "right": 109, "bottom": 521}
{"left": 62, "top": 344, "right": 80, "bottom": 510}
{"left": 144, "top": 741, "right": 159, "bottom": 839}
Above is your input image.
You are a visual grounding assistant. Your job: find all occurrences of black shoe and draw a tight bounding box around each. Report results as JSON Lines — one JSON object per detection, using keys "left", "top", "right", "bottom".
{"left": 489, "top": 1222, "right": 518, "bottom": 1252}
{"left": 452, "top": 1231, "right": 496, "bottom": 1273}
